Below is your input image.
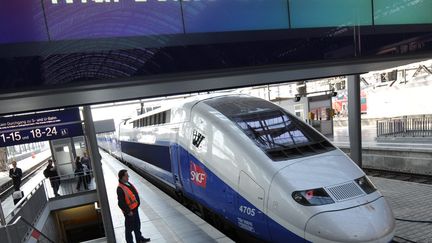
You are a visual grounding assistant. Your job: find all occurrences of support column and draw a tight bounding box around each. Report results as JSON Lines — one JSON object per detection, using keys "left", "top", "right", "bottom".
{"left": 0, "top": 147, "right": 7, "bottom": 226}
{"left": 82, "top": 106, "right": 115, "bottom": 242}
{"left": 347, "top": 74, "right": 362, "bottom": 167}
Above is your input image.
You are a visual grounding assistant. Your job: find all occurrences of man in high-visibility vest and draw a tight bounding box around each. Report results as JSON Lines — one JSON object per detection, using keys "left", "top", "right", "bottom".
{"left": 117, "top": 169, "right": 150, "bottom": 243}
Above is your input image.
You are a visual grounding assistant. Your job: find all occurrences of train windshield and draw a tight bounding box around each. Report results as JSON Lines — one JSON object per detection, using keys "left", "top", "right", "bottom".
{"left": 204, "top": 96, "right": 335, "bottom": 161}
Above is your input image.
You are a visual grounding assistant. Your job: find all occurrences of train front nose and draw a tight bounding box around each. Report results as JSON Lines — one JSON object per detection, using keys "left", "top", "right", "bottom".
{"left": 305, "top": 197, "right": 395, "bottom": 243}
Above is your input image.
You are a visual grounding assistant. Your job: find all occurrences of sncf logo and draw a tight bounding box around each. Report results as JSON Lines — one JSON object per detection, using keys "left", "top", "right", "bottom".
{"left": 190, "top": 161, "right": 207, "bottom": 188}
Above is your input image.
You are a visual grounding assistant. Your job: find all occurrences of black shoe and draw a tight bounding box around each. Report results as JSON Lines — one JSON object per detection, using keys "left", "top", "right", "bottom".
{"left": 140, "top": 237, "right": 150, "bottom": 242}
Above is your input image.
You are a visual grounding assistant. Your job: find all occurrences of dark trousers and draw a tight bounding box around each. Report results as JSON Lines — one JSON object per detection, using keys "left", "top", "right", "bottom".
{"left": 13, "top": 179, "right": 21, "bottom": 191}
{"left": 125, "top": 208, "right": 143, "bottom": 243}
{"left": 51, "top": 180, "right": 60, "bottom": 196}
{"left": 76, "top": 175, "right": 88, "bottom": 190}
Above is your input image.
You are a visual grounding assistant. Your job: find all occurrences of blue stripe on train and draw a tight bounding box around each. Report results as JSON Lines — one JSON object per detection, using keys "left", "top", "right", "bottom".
{"left": 120, "top": 141, "right": 309, "bottom": 243}
{"left": 182, "top": 147, "right": 309, "bottom": 243}
{"left": 121, "top": 141, "right": 172, "bottom": 172}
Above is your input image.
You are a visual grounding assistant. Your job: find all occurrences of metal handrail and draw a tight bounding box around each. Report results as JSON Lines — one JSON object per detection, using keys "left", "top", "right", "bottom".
{"left": 6, "top": 181, "right": 45, "bottom": 222}
{"left": 0, "top": 169, "right": 96, "bottom": 243}
{"left": 377, "top": 115, "right": 432, "bottom": 137}
{"left": 19, "top": 216, "right": 55, "bottom": 243}
{"left": 6, "top": 169, "right": 95, "bottom": 222}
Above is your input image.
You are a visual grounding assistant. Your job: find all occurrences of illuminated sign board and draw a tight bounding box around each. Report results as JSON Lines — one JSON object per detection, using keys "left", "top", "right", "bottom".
{"left": 44, "top": 0, "right": 184, "bottom": 40}
{"left": 374, "top": 0, "right": 432, "bottom": 25}
{"left": 1, "top": 0, "right": 431, "bottom": 45}
{"left": 182, "top": 0, "right": 290, "bottom": 33}
{"left": 0, "top": 108, "right": 83, "bottom": 147}
{"left": 290, "top": 0, "right": 372, "bottom": 28}
{"left": 0, "top": 0, "right": 48, "bottom": 43}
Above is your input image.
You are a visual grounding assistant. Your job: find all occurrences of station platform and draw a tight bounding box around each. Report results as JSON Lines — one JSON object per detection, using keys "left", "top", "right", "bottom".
{"left": 101, "top": 151, "right": 233, "bottom": 243}
{"left": 331, "top": 124, "right": 432, "bottom": 149}
{"left": 371, "top": 177, "right": 432, "bottom": 243}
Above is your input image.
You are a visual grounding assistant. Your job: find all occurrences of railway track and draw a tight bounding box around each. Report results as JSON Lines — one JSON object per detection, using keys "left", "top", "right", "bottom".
{"left": 364, "top": 168, "right": 432, "bottom": 184}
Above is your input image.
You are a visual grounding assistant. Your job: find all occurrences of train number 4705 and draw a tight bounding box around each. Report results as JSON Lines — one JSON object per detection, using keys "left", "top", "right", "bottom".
{"left": 239, "top": 205, "right": 256, "bottom": 217}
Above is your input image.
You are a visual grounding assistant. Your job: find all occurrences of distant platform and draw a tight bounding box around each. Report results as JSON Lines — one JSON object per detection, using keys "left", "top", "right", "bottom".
{"left": 371, "top": 177, "right": 432, "bottom": 243}
{"left": 0, "top": 149, "right": 51, "bottom": 189}
{"left": 101, "top": 151, "right": 233, "bottom": 243}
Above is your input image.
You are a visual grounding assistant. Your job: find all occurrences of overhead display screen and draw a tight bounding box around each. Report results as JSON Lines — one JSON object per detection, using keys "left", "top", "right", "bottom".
{"left": 0, "top": 0, "right": 431, "bottom": 94}
{"left": 0, "top": 0, "right": 48, "bottom": 44}
{"left": 182, "top": 0, "right": 290, "bottom": 33}
{"left": 374, "top": 0, "right": 432, "bottom": 25}
{"left": 44, "top": 0, "right": 184, "bottom": 40}
{"left": 290, "top": 0, "right": 372, "bottom": 28}
{"left": 1, "top": 0, "right": 432, "bottom": 45}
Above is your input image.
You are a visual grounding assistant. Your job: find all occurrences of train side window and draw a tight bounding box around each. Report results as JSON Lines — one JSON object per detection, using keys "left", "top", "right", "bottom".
{"left": 162, "top": 112, "right": 166, "bottom": 124}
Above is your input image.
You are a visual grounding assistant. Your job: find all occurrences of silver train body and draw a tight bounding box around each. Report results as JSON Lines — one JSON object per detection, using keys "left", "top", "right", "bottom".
{"left": 99, "top": 94, "right": 395, "bottom": 242}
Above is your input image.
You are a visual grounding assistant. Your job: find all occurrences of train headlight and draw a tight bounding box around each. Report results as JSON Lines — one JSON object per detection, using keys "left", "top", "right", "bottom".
{"left": 292, "top": 188, "right": 334, "bottom": 206}
{"left": 355, "top": 176, "right": 377, "bottom": 194}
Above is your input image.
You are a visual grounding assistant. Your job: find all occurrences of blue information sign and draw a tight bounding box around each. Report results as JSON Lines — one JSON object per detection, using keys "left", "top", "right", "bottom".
{"left": 0, "top": 108, "right": 83, "bottom": 147}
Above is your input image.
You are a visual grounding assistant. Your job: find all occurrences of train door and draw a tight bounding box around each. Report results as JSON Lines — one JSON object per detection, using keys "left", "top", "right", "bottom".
{"left": 169, "top": 130, "right": 182, "bottom": 191}
{"left": 237, "top": 171, "right": 269, "bottom": 238}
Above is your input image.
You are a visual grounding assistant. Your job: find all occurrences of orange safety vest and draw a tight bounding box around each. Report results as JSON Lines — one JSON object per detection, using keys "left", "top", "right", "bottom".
{"left": 118, "top": 183, "right": 139, "bottom": 211}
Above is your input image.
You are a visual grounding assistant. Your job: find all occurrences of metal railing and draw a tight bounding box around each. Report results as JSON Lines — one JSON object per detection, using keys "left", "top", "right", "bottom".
{"left": 1, "top": 181, "right": 48, "bottom": 243}
{"left": 44, "top": 170, "right": 95, "bottom": 199}
{"left": 6, "top": 181, "right": 47, "bottom": 224}
{"left": 0, "top": 170, "right": 96, "bottom": 242}
{"left": 377, "top": 115, "right": 432, "bottom": 137}
{"left": 2, "top": 216, "right": 55, "bottom": 243}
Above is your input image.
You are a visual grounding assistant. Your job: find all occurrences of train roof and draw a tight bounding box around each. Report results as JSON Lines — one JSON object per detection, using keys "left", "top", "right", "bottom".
{"left": 128, "top": 92, "right": 247, "bottom": 123}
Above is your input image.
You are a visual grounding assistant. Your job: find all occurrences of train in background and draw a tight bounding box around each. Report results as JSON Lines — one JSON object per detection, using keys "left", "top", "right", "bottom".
{"left": 98, "top": 94, "right": 395, "bottom": 242}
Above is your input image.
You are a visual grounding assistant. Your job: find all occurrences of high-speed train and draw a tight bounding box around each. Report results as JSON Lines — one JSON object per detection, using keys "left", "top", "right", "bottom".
{"left": 99, "top": 94, "right": 395, "bottom": 242}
